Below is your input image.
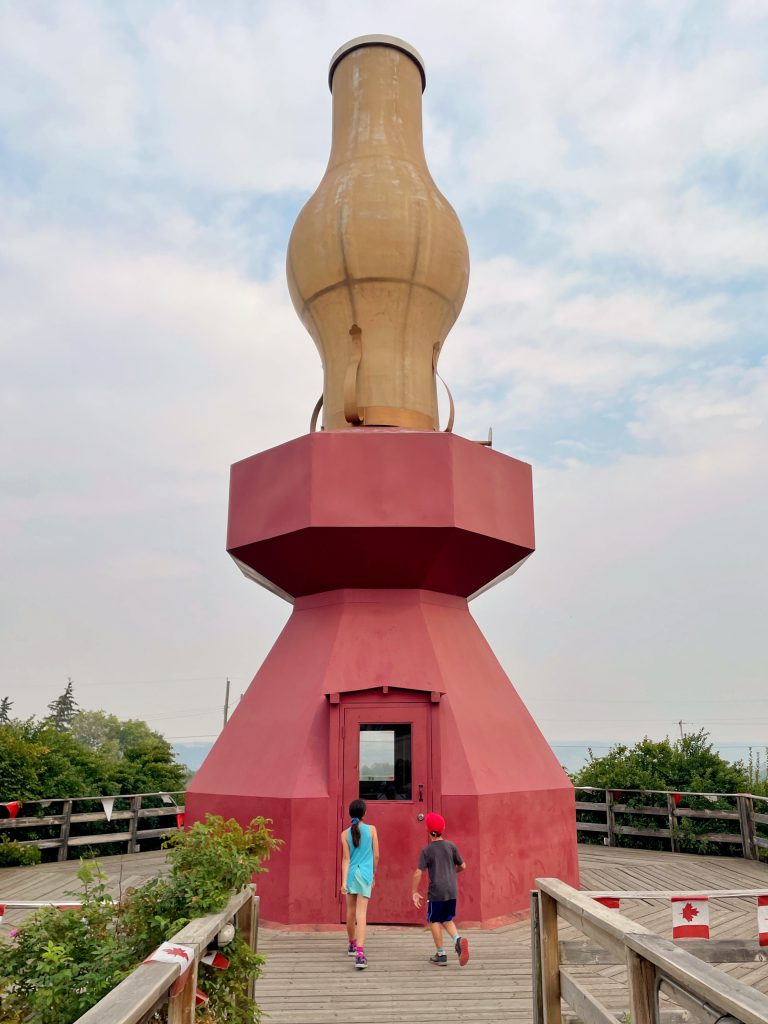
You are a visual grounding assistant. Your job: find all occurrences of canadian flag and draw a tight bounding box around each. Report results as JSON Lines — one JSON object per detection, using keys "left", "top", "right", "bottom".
{"left": 672, "top": 896, "right": 709, "bottom": 939}
{"left": 594, "top": 897, "right": 620, "bottom": 910}
{"left": 758, "top": 896, "right": 768, "bottom": 948}
{"left": 144, "top": 941, "right": 196, "bottom": 996}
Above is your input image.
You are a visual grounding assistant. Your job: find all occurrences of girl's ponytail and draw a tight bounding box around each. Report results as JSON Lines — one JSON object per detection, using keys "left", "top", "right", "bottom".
{"left": 349, "top": 799, "right": 366, "bottom": 848}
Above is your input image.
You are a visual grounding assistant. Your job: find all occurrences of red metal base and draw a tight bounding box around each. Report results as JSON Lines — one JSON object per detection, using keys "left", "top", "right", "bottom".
{"left": 186, "top": 431, "right": 578, "bottom": 924}
{"left": 187, "top": 588, "right": 578, "bottom": 924}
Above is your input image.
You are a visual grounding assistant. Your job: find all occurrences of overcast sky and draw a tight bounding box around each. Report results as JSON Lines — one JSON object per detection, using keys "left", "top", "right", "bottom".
{"left": 1, "top": 0, "right": 767, "bottom": 757}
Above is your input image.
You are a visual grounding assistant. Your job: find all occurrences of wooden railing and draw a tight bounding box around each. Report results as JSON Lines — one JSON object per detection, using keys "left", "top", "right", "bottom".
{"left": 0, "top": 793, "right": 185, "bottom": 860}
{"left": 575, "top": 786, "right": 768, "bottom": 859}
{"left": 532, "top": 878, "right": 768, "bottom": 1024}
{"left": 76, "top": 885, "right": 259, "bottom": 1024}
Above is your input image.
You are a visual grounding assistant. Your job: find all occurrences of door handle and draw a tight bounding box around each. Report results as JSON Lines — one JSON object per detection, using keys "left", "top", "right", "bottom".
{"left": 417, "top": 813, "right": 425, "bottom": 821}
{"left": 418, "top": 784, "right": 423, "bottom": 802}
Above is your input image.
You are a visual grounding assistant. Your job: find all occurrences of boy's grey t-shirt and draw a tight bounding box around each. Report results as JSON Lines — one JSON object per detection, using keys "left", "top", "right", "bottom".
{"left": 418, "top": 839, "right": 464, "bottom": 901}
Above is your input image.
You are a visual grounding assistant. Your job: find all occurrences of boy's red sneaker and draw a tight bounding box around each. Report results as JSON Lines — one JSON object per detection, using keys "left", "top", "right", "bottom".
{"left": 455, "top": 936, "right": 470, "bottom": 967}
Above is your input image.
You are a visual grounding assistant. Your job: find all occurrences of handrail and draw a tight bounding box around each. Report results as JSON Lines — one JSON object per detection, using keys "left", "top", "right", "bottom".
{"left": 0, "top": 791, "right": 186, "bottom": 860}
{"left": 574, "top": 786, "right": 767, "bottom": 859}
{"left": 577, "top": 786, "right": 768, "bottom": 802}
{"left": 532, "top": 878, "right": 768, "bottom": 1024}
{"left": 75, "top": 885, "right": 258, "bottom": 1024}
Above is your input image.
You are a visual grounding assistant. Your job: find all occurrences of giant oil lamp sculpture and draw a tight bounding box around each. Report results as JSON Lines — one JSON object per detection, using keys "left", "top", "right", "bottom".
{"left": 186, "top": 35, "right": 578, "bottom": 926}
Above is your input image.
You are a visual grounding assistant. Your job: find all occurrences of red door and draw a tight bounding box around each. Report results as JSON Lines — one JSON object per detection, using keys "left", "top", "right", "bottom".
{"left": 340, "top": 703, "right": 432, "bottom": 924}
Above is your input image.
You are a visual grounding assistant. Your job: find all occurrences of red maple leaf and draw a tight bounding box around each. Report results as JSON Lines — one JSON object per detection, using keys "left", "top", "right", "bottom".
{"left": 165, "top": 946, "right": 190, "bottom": 961}
{"left": 681, "top": 902, "right": 699, "bottom": 922}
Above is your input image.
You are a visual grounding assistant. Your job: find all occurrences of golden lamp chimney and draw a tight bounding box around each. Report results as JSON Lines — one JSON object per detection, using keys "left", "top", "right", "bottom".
{"left": 287, "top": 35, "right": 470, "bottom": 431}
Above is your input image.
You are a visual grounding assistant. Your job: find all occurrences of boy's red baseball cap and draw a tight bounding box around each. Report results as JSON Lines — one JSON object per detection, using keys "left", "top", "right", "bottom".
{"left": 425, "top": 812, "right": 446, "bottom": 834}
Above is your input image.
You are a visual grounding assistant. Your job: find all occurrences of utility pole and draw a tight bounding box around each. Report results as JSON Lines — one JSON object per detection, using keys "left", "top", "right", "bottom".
{"left": 223, "top": 677, "right": 231, "bottom": 727}
{"left": 678, "top": 719, "right": 684, "bottom": 741}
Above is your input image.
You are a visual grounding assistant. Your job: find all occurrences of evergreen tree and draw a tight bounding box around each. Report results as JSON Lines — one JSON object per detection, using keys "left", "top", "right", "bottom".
{"left": 46, "top": 677, "right": 79, "bottom": 731}
{"left": 0, "top": 696, "right": 12, "bottom": 724}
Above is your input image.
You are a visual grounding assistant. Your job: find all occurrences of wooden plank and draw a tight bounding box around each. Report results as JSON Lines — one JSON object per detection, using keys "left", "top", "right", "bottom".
{"left": 540, "top": 890, "right": 562, "bottom": 1024}
{"left": 697, "top": 832, "right": 743, "bottom": 844}
{"left": 673, "top": 807, "right": 740, "bottom": 821}
{"left": 754, "top": 811, "right": 768, "bottom": 826}
{"left": 576, "top": 822, "right": 609, "bottom": 833}
{"left": 0, "top": 814, "right": 67, "bottom": 828}
{"left": 531, "top": 890, "right": 544, "bottom": 1024}
{"left": 167, "top": 962, "right": 198, "bottom": 1024}
{"left": 605, "top": 791, "right": 615, "bottom": 848}
{"left": 127, "top": 795, "right": 141, "bottom": 855}
{"left": 667, "top": 793, "right": 680, "bottom": 854}
{"left": 739, "top": 796, "right": 758, "bottom": 860}
{"left": 75, "top": 963, "right": 177, "bottom": 1024}
{"left": 561, "top": 938, "right": 768, "bottom": 965}
{"left": 626, "top": 948, "right": 657, "bottom": 1024}
{"left": 559, "top": 969, "right": 617, "bottom": 1024}
{"left": 575, "top": 801, "right": 608, "bottom": 811}
{"left": 625, "top": 932, "right": 768, "bottom": 1024}
{"left": 613, "top": 804, "right": 668, "bottom": 817}
{"left": 614, "top": 825, "right": 671, "bottom": 838}
{"left": 58, "top": 799, "right": 72, "bottom": 862}
{"left": 581, "top": 888, "right": 768, "bottom": 899}
{"left": 67, "top": 831, "right": 133, "bottom": 846}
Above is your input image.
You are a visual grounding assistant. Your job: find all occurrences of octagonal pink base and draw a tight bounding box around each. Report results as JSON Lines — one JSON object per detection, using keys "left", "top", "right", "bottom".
{"left": 186, "top": 588, "right": 578, "bottom": 925}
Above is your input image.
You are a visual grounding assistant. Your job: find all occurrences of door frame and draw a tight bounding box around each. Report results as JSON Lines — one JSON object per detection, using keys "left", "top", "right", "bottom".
{"left": 325, "top": 685, "right": 443, "bottom": 922}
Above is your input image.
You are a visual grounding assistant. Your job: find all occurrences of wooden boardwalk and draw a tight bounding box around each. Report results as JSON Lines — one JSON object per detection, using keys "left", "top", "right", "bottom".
{"left": 257, "top": 846, "right": 768, "bottom": 1024}
{"left": 2, "top": 845, "right": 768, "bottom": 1022}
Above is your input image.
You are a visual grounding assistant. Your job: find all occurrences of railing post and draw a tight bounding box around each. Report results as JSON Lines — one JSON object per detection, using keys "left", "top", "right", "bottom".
{"left": 605, "top": 789, "right": 616, "bottom": 846}
{"left": 167, "top": 959, "right": 199, "bottom": 1024}
{"left": 737, "top": 795, "right": 757, "bottom": 860}
{"left": 539, "top": 889, "right": 562, "bottom": 1024}
{"left": 626, "top": 948, "right": 657, "bottom": 1024}
{"left": 57, "top": 799, "right": 72, "bottom": 862}
{"left": 237, "top": 889, "right": 259, "bottom": 999}
{"left": 127, "top": 794, "right": 141, "bottom": 854}
{"left": 531, "top": 890, "right": 545, "bottom": 1024}
{"left": 667, "top": 793, "right": 680, "bottom": 853}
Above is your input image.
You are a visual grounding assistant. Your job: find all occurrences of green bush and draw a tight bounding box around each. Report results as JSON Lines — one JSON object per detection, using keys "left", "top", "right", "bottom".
{"left": 0, "top": 815, "right": 282, "bottom": 1024}
{"left": 0, "top": 836, "right": 42, "bottom": 867}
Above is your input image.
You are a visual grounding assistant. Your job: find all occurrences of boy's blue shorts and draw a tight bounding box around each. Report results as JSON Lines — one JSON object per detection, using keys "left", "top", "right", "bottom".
{"left": 426, "top": 898, "right": 457, "bottom": 923}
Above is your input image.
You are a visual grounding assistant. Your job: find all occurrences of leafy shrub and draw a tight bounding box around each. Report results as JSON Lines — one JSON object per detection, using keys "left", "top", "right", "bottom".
{"left": 0, "top": 836, "right": 42, "bottom": 867}
{"left": 0, "top": 815, "right": 282, "bottom": 1024}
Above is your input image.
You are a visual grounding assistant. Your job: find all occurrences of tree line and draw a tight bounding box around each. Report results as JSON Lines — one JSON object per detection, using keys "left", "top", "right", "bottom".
{"left": 0, "top": 680, "right": 188, "bottom": 802}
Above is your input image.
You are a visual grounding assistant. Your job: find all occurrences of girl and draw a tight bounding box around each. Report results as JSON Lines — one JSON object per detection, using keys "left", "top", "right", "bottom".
{"left": 340, "top": 798, "right": 379, "bottom": 969}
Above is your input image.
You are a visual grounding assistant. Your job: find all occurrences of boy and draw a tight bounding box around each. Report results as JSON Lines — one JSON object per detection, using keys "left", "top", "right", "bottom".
{"left": 411, "top": 811, "right": 470, "bottom": 966}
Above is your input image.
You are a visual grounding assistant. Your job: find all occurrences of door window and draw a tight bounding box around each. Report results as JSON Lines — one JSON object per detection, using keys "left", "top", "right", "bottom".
{"left": 358, "top": 723, "right": 412, "bottom": 801}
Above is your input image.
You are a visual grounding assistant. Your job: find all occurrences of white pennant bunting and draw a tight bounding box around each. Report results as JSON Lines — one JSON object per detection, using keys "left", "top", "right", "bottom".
{"left": 101, "top": 797, "right": 115, "bottom": 823}
{"left": 160, "top": 793, "right": 175, "bottom": 805}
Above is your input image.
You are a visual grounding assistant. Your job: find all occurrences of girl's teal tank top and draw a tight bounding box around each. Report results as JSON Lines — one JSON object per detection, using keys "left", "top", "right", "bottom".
{"left": 348, "top": 823, "right": 373, "bottom": 885}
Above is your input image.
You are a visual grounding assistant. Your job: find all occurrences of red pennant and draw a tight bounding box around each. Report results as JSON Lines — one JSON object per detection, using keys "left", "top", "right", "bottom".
{"left": 2, "top": 802, "right": 21, "bottom": 819}
{"left": 611, "top": 790, "right": 623, "bottom": 800}
{"left": 201, "top": 949, "right": 230, "bottom": 970}
{"left": 672, "top": 793, "right": 682, "bottom": 807}
{"left": 594, "top": 897, "right": 620, "bottom": 910}
{"left": 195, "top": 988, "right": 209, "bottom": 1006}
{"left": 0, "top": 904, "right": 5, "bottom": 923}
{"left": 176, "top": 812, "right": 185, "bottom": 829}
